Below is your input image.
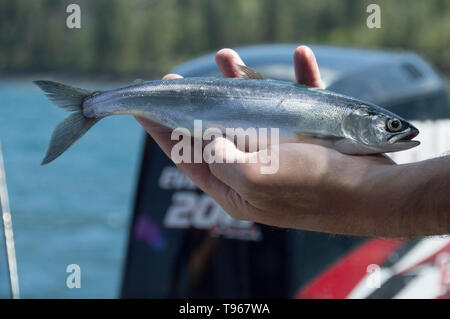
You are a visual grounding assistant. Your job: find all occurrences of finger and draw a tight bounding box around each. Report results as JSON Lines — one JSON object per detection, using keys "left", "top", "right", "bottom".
{"left": 132, "top": 73, "right": 249, "bottom": 224}
{"left": 215, "top": 48, "right": 246, "bottom": 78}
{"left": 135, "top": 75, "right": 244, "bottom": 214}
{"left": 141, "top": 122, "right": 248, "bottom": 218}
{"left": 205, "top": 137, "right": 259, "bottom": 194}
{"left": 137, "top": 108, "right": 239, "bottom": 210}
{"left": 162, "top": 73, "right": 183, "bottom": 80}
{"left": 294, "top": 45, "right": 324, "bottom": 89}
{"left": 134, "top": 116, "right": 175, "bottom": 156}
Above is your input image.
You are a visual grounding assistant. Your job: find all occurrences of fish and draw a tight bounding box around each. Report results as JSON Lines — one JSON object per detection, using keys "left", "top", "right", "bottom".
{"left": 34, "top": 65, "right": 419, "bottom": 165}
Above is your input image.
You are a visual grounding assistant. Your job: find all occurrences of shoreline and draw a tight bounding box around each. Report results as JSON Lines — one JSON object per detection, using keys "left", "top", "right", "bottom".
{"left": 1, "top": 71, "right": 449, "bottom": 89}
{"left": 0, "top": 72, "right": 164, "bottom": 85}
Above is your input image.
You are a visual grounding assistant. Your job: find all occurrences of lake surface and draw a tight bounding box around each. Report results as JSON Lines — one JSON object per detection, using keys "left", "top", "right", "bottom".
{"left": 0, "top": 80, "right": 143, "bottom": 298}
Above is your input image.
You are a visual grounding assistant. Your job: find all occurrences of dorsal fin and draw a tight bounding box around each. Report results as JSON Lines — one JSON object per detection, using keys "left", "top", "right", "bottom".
{"left": 236, "top": 64, "right": 265, "bottom": 79}
{"left": 132, "top": 78, "right": 144, "bottom": 84}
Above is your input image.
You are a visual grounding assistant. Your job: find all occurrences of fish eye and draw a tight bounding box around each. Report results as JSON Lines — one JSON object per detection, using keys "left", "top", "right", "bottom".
{"left": 386, "top": 118, "right": 403, "bottom": 132}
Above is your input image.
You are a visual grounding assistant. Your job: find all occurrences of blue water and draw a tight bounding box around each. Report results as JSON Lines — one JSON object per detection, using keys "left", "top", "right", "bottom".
{"left": 0, "top": 80, "right": 143, "bottom": 298}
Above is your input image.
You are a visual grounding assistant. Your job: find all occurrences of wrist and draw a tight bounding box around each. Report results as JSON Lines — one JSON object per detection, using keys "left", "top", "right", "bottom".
{"left": 347, "top": 159, "right": 406, "bottom": 237}
{"left": 316, "top": 154, "right": 399, "bottom": 236}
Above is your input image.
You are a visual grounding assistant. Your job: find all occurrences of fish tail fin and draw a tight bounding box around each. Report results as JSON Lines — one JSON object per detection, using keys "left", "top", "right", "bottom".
{"left": 34, "top": 80, "right": 100, "bottom": 165}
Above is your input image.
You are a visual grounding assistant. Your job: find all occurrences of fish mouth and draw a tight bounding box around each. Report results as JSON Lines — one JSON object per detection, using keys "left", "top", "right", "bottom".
{"left": 388, "top": 127, "right": 420, "bottom": 145}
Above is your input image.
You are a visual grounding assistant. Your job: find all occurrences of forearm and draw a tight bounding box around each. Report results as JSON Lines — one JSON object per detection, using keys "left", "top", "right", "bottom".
{"left": 355, "top": 156, "right": 450, "bottom": 237}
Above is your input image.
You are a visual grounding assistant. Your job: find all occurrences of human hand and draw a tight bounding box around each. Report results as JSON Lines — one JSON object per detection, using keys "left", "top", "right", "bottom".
{"left": 136, "top": 46, "right": 405, "bottom": 237}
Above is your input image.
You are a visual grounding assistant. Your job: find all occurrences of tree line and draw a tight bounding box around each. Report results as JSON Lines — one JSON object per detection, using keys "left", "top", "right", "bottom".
{"left": 0, "top": 0, "right": 449, "bottom": 78}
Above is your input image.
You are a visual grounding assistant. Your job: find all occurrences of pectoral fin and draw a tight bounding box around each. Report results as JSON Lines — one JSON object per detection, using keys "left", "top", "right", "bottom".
{"left": 294, "top": 131, "right": 344, "bottom": 148}
{"left": 294, "top": 131, "right": 341, "bottom": 141}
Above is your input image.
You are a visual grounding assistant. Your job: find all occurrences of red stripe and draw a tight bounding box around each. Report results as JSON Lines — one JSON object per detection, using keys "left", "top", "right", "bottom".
{"left": 295, "top": 239, "right": 403, "bottom": 299}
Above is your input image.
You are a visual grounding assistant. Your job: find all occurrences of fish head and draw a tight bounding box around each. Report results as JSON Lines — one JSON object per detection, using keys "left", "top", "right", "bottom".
{"left": 340, "top": 106, "right": 420, "bottom": 154}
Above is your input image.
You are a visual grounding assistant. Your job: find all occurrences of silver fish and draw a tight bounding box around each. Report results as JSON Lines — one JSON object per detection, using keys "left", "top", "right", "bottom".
{"left": 34, "top": 67, "right": 419, "bottom": 164}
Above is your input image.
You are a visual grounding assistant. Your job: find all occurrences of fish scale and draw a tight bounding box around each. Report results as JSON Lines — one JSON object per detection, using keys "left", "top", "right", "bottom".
{"left": 34, "top": 72, "right": 419, "bottom": 165}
